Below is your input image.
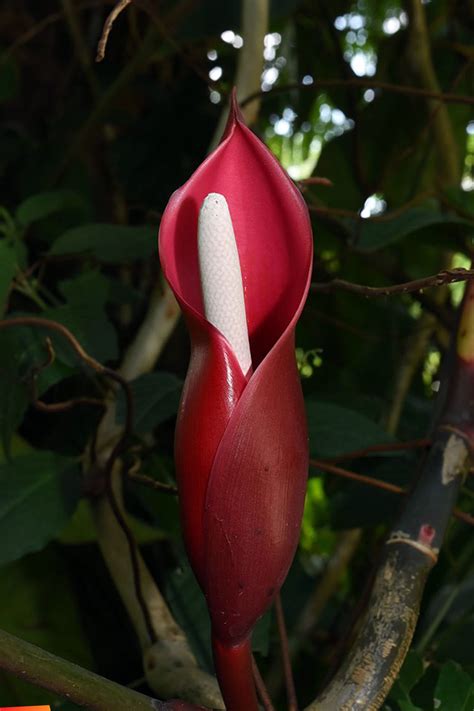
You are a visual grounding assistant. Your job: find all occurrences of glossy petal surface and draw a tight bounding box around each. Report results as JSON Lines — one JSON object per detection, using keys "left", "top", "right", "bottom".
{"left": 159, "top": 96, "right": 313, "bottom": 641}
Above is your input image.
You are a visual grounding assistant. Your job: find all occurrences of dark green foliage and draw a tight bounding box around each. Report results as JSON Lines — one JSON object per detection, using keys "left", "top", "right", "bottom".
{"left": 0, "top": 0, "right": 473, "bottom": 707}
{"left": 116, "top": 372, "right": 183, "bottom": 433}
{"left": 0, "top": 452, "right": 81, "bottom": 566}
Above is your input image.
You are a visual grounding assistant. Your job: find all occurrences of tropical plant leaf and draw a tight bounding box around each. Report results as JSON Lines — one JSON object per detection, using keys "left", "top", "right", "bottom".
{"left": 116, "top": 371, "right": 183, "bottom": 433}
{"left": 16, "top": 190, "right": 89, "bottom": 227}
{"left": 49, "top": 224, "right": 156, "bottom": 263}
{"left": 307, "top": 400, "right": 395, "bottom": 459}
{"left": 0, "top": 451, "right": 81, "bottom": 565}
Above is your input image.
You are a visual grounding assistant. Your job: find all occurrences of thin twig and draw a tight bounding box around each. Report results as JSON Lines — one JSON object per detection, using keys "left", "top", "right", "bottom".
{"left": 128, "top": 469, "right": 179, "bottom": 495}
{"left": 453, "top": 509, "right": 474, "bottom": 526}
{"left": 0, "top": 317, "right": 134, "bottom": 453}
{"left": 33, "top": 396, "right": 104, "bottom": 413}
{"left": 104, "top": 468, "right": 157, "bottom": 644}
{"left": 311, "top": 268, "right": 474, "bottom": 297}
{"left": 252, "top": 655, "right": 276, "bottom": 711}
{"left": 307, "top": 188, "right": 435, "bottom": 223}
{"left": 311, "top": 459, "right": 405, "bottom": 496}
{"left": 266, "top": 530, "right": 362, "bottom": 700}
{"left": 96, "top": 0, "right": 132, "bottom": 62}
{"left": 298, "top": 176, "right": 333, "bottom": 188}
{"left": 310, "top": 459, "right": 473, "bottom": 527}
{"left": 241, "top": 78, "right": 474, "bottom": 108}
{"left": 1, "top": 0, "right": 106, "bottom": 63}
{"left": 325, "top": 438, "right": 431, "bottom": 463}
{"left": 275, "top": 594, "right": 298, "bottom": 711}
{"left": 27, "top": 337, "right": 105, "bottom": 413}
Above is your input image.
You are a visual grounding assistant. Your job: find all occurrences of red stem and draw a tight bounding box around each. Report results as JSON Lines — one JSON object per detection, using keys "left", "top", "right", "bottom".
{"left": 212, "top": 635, "right": 259, "bottom": 711}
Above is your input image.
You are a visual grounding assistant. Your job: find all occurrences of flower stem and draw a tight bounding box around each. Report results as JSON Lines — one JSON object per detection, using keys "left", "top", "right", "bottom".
{"left": 212, "top": 635, "right": 259, "bottom": 711}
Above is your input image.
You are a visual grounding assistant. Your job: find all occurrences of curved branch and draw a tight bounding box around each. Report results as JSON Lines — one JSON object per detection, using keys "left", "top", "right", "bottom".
{"left": 0, "top": 628, "right": 162, "bottom": 711}
{"left": 305, "top": 283, "right": 474, "bottom": 710}
{"left": 96, "top": 0, "right": 132, "bottom": 61}
{"left": 311, "top": 268, "right": 474, "bottom": 297}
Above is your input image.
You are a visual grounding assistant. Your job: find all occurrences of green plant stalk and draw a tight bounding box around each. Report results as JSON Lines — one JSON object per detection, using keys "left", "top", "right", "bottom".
{"left": 0, "top": 628, "right": 162, "bottom": 711}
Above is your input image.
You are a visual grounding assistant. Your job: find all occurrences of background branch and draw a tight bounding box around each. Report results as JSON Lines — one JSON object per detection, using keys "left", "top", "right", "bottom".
{"left": 209, "top": 0, "right": 269, "bottom": 149}
{"left": 241, "top": 78, "right": 474, "bottom": 108}
{"left": 311, "top": 268, "right": 474, "bottom": 297}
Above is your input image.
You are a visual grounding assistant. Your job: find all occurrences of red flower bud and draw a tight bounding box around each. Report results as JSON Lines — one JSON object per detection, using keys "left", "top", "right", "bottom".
{"left": 159, "top": 92, "right": 313, "bottom": 710}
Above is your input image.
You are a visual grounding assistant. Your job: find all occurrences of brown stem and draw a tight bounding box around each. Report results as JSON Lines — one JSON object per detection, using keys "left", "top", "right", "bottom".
{"left": 252, "top": 655, "right": 276, "bottom": 711}
{"left": 96, "top": 0, "right": 133, "bottom": 61}
{"left": 128, "top": 469, "right": 179, "bottom": 495}
{"left": 0, "top": 317, "right": 134, "bottom": 448}
{"left": 104, "top": 466, "right": 157, "bottom": 644}
{"left": 275, "top": 594, "right": 298, "bottom": 711}
{"left": 265, "top": 530, "right": 362, "bottom": 701}
{"left": 310, "top": 459, "right": 405, "bottom": 496}
{"left": 33, "top": 396, "right": 104, "bottom": 413}
{"left": 310, "top": 459, "right": 473, "bottom": 527}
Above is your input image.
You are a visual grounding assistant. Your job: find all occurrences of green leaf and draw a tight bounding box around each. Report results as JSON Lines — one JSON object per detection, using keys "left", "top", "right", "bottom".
{"left": 397, "top": 650, "right": 425, "bottom": 696}
{"left": 49, "top": 223, "right": 156, "bottom": 263}
{"left": 0, "top": 239, "right": 18, "bottom": 314}
{"left": 0, "top": 54, "right": 19, "bottom": 103}
{"left": 352, "top": 204, "right": 474, "bottom": 252}
{"left": 166, "top": 558, "right": 214, "bottom": 672}
{"left": 15, "top": 190, "right": 89, "bottom": 227}
{"left": 116, "top": 372, "right": 183, "bottom": 433}
{"left": 0, "top": 547, "right": 93, "bottom": 706}
{"left": 398, "top": 701, "right": 423, "bottom": 711}
{"left": 59, "top": 499, "right": 167, "bottom": 545}
{"left": 389, "top": 650, "right": 425, "bottom": 708}
{"left": 44, "top": 270, "right": 118, "bottom": 363}
{"left": 434, "top": 661, "right": 474, "bottom": 711}
{"left": 0, "top": 331, "right": 29, "bottom": 457}
{"left": 253, "top": 610, "right": 271, "bottom": 657}
{"left": 307, "top": 400, "right": 395, "bottom": 459}
{"left": 0, "top": 451, "right": 81, "bottom": 565}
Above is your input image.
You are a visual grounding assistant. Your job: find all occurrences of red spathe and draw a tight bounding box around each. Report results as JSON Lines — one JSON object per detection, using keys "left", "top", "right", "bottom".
{"left": 159, "top": 94, "right": 313, "bottom": 646}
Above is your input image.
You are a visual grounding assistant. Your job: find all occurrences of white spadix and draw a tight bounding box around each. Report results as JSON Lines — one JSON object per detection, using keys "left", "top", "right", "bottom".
{"left": 198, "top": 193, "right": 252, "bottom": 375}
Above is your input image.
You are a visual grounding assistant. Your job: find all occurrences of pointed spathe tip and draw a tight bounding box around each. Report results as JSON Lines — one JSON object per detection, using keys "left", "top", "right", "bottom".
{"left": 220, "top": 87, "right": 246, "bottom": 143}
{"left": 230, "top": 87, "right": 245, "bottom": 122}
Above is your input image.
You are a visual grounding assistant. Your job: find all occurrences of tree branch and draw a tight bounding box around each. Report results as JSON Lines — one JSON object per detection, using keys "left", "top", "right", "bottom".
{"left": 209, "top": 0, "right": 269, "bottom": 149}
{"left": 0, "top": 628, "right": 162, "bottom": 711}
{"left": 96, "top": 0, "right": 133, "bottom": 62}
{"left": 311, "top": 268, "right": 474, "bottom": 297}
{"left": 405, "top": 0, "right": 460, "bottom": 185}
{"left": 241, "top": 78, "right": 474, "bottom": 109}
{"left": 305, "top": 282, "right": 474, "bottom": 710}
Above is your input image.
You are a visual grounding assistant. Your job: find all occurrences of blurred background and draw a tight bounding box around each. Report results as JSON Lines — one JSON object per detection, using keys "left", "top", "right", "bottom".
{"left": 0, "top": 0, "right": 474, "bottom": 709}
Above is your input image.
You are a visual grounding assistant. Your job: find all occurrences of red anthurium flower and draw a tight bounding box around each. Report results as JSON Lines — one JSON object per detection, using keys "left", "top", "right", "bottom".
{"left": 159, "top": 92, "right": 313, "bottom": 711}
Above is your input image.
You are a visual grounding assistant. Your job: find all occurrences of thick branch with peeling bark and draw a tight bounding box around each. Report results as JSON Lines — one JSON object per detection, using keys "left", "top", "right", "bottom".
{"left": 305, "top": 284, "right": 474, "bottom": 711}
